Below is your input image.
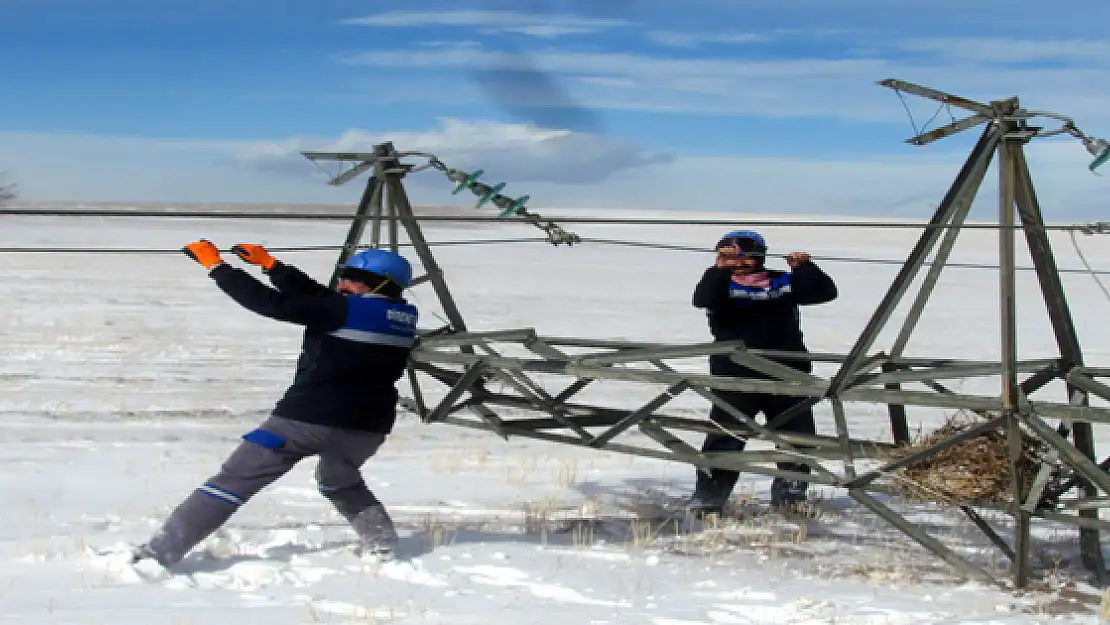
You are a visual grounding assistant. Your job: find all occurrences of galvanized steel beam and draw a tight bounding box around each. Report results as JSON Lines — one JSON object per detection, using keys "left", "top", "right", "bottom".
{"left": 310, "top": 84, "right": 1110, "bottom": 589}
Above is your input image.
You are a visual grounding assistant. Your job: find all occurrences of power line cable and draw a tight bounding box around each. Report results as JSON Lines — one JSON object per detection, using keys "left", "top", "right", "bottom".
{"left": 0, "top": 237, "right": 547, "bottom": 254}
{"left": 1068, "top": 230, "right": 1110, "bottom": 302}
{"left": 0, "top": 206, "right": 1103, "bottom": 232}
{"left": 2, "top": 234, "right": 1108, "bottom": 276}
{"left": 579, "top": 237, "right": 1110, "bottom": 275}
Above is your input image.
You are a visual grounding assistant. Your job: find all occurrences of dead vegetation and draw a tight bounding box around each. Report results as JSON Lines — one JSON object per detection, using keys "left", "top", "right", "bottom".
{"left": 887, "top": 409, "right": 1055, "bottom": 506}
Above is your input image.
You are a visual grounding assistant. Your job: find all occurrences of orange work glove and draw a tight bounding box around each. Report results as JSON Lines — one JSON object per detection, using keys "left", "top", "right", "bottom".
{"left": 182, "top": 239, "right": 224, "bottom": 270}
{"left": 230, "top": 243, "right": 277, "bottom": 270}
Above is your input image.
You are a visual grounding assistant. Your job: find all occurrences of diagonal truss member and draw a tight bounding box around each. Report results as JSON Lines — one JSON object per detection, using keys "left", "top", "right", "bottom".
{"left": 303, "top": 82, "right": 1110, "bottom": 590}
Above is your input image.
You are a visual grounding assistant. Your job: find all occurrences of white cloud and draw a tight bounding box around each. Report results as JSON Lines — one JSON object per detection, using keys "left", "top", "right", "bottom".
{"left": 236, "top": 118, "right": 673, "bottom": 185}
{"left": 2, "top": 125, "right": 1107, "bottom": 223}
{"left": 340, "top": 10, "right": 629, "bottom": 38}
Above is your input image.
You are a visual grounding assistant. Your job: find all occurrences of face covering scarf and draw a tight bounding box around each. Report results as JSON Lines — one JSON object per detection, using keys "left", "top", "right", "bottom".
{"left": 732, "top": 271, "right": 771, "bottom": 288}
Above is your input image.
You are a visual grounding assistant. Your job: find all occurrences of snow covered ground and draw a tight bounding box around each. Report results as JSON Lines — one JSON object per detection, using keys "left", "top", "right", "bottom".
{"left": 3, "top": 204, "right": 1110, "bottom": 624}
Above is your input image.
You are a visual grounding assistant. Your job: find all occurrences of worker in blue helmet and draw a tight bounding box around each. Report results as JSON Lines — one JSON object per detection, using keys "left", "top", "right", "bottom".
{"left": 337, "top": 248, "right": 414, "bottom": 294}
{"left": 689, "top": 229, "right": 838, "bottom": 516}
{"left": 126, "top": 241, "right": 419, "bottom": 571}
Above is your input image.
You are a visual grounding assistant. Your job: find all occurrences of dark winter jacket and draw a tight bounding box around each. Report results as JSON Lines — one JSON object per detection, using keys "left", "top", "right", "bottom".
{"left": 208, "top": 260, "right": 418, "bottom": 433}
{"left": 692, "top": 262, "right": 837, "bottom": 378}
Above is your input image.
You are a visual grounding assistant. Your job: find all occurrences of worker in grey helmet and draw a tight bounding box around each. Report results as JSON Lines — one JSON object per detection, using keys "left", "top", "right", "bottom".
{"left": 128, "top": 242, "right": 420, "bottom": 568}
{"left": 689, "top": 230, "right": 838, "bottom": 516}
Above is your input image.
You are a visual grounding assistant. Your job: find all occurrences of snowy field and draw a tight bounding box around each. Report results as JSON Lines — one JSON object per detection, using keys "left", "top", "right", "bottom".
{"left": 3, "top": 204, "right": 1110, "bottom": 624}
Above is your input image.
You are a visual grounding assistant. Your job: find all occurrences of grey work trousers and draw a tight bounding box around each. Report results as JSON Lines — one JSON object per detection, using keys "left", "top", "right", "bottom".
{"left": 146, "top": 415, "right": 395, "bottom": 567}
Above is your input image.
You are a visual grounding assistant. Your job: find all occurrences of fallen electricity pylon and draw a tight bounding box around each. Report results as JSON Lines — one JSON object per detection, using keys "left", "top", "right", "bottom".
{"left": 303, "top": 79, "right": 1110, "bottom": 590}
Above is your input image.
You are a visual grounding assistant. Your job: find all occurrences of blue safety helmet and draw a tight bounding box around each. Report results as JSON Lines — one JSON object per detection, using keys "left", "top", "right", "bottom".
{"left": 716, "top": 230, "right": 767, "bottom": 255}
{"left": 342, "top": 248, "right": 413, "bottom": 288}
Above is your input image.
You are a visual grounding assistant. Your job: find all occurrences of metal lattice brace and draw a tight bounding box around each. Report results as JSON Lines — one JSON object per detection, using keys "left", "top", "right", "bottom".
{"left": 303, "top": 83, "right": 1110, "bottom": 589}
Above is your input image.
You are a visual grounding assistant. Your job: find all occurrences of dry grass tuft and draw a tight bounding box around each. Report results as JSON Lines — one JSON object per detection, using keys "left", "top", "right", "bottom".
{"left": 887, "top": 410, "right": 1054, "bottom": 506}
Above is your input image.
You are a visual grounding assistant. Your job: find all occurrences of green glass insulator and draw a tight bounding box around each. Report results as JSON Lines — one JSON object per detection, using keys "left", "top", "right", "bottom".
{"left": 452, "top": 170, "right": 484, "bottom": 195}
{"left": 498, "top": 195, "right": 529, "bottom": 217}
{"left": 1091, "top": 148, "right": 1110, "bottom": 173}
{"left": 476, "top": 183, "right": 506, "bottom": 208}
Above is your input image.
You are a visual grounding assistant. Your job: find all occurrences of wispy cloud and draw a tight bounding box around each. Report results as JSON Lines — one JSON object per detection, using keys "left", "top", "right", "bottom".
{"left": 645, "top": 31, "right": 767, "bottom": 49}
{"left": 891, "top": 37, "right": 1110, "bottom": 65}
{"left": 340, "top": 10, "right": 629, "bottom": 38}
{"left": 334, "top": 10, "right": 1110, "bottom": 127}
{"left": 338, "top": 40, "right": 1110, "bottom": 123}
{"left": 7, "top": 2, "right": 1109, "bottom": 216}
{"left": 339, "top": 44, "right": 904, "bottom": 120}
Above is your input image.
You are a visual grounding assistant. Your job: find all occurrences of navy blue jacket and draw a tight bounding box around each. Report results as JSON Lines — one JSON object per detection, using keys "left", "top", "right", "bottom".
{"left": 692, "top": 262, "right": 837, "bottom": 378}
{"left": 208, "top": 261, "right": 418, "bottom": 433}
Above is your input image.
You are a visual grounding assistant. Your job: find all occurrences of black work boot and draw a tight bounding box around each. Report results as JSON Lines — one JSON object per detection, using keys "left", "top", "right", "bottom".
{"left": 770, "top": 477, "right": 808, "bottom": 508}
{"left": 687, "top": 491, "right": 727, "bottom": 518}
{"left": 687, "top": 470, "right": 736, "bottom": 519}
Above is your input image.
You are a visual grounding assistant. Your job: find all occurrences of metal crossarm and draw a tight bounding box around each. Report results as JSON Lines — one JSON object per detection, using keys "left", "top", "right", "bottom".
{"left": 878, "top": 79, "right": 995, "bottom": 116}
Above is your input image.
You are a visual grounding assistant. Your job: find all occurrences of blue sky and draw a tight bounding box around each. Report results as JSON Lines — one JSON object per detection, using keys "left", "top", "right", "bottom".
{"left": 1, "top": 0, "right": 1108, "bottom": 218}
